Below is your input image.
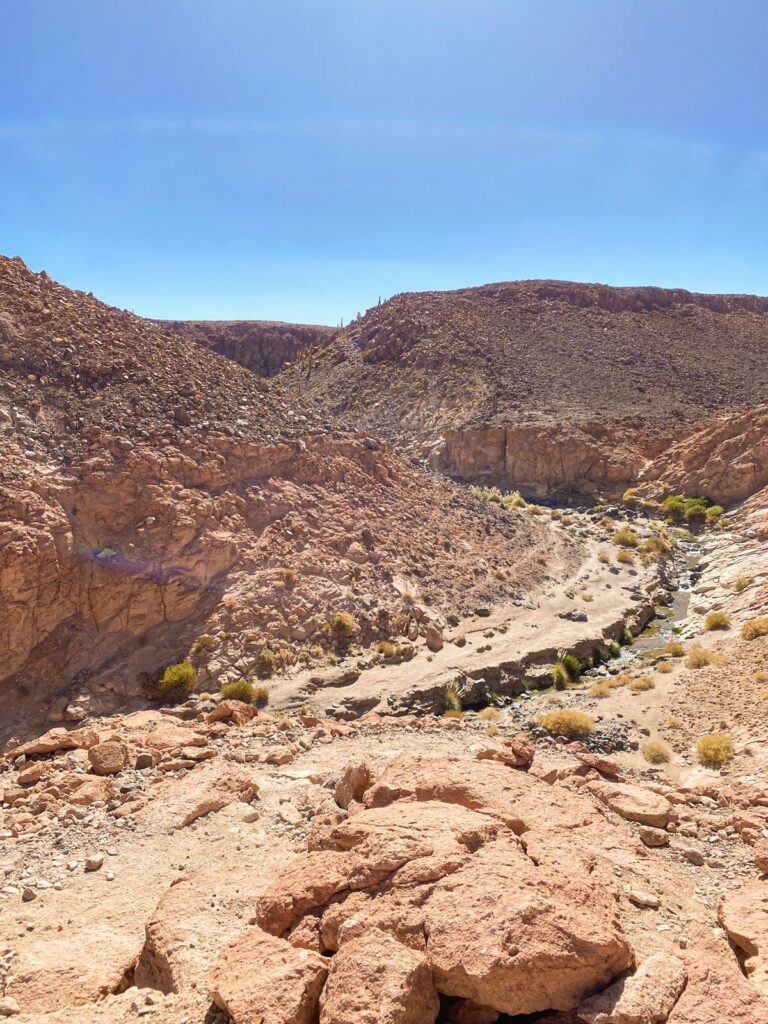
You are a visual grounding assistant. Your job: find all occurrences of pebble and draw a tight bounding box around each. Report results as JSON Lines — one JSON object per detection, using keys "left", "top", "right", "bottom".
{"left": 681, "top": 847, "right": 705, "bottom": 866}
{"left": 85, "top": 854, "right": 104, "bottom": 872}
{"left": 21, "top": 886, "right": 36, "bottom": 902}
{"left": 0, "top": 995, "right": 20, "bottom": 1016}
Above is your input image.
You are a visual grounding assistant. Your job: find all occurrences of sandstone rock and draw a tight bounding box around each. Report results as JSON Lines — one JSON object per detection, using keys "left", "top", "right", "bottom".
{"left": 319, "top": 931, "right": 439, "bottom": 1024}
{"left": 586, "top": 781, "right": 671, "bottom": 828}
{"left": 210, "top": 929, "right": 328, "bottom": 1024}
{"left": 143, "top": 723, "right": 207, "bottom": 752}
{"left": 9, "top": 727, "right": 98, "bottom": 759}
{"left": 577, "top": 953, "right": 687, "bottom": 1023}
{"left": 754, "top": 838, "right": 768, "bottom": 873}
{"left": 669, "top": 925, "right": 768, "bottom": 1022}
{"left": 136, "top": 866, "right": 266, "bottom": 992}
{"left": 69, "top": 777, "right": 117, "bottom": 806}
{"left": 425, "top": 624, "right": 444, "bottom": 651}
{"left": 719, "top": 880, "right": 768, "bottom": 994}
{"left": 134, "top": 750, "right": 154, "bottom": 769}
{"left": 474, "top": 734, "right": 534, "bottom": 769}
{"left": 85, "top": 853, "right": 104, "bottom": 872}
{"left": 424, "top": 838, "right": 633, "bottom": 1015}
{"left": 0, "top": 997, "right": 20, "bottom": 1017}
{"left": 334, "top": 761, "right": 374, "bottom": 809}
{"left": 206, "top": 699, "right": 258, "bottom": 726}
{"left": 363, "top": 754, "right": 600, "bottom": 833}
{"left": 16, "top": 762, "right": 47, "bottom": 785}
{"left": 446, "top": 1000, "right": 499, "bottom": 1024}
{"left": 88, "top": 739, "right": 129, "bottom": 775}
{"left": 139, "top": 760, "right": 256, "bottom": 830}
{"left": 639, "top": 827, "right": 670, "bottom": 848}
{"left": 574, "top": 752, "right": 622, "bottom": 778}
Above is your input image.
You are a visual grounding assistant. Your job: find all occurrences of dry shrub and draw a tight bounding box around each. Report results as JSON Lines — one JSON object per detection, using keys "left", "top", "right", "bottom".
{"left": 629, "top": 675, "right": 655, "bottom": 692}
{"left": 732, "top": 574, "right": 752, "bottom": 593}
{"left": 616, "top": 550, "right": 634, "bottom": 565}
{"left": 742, "top": 618, "right": 768, "bottom": 641}
{"left": 613, "top": 528, "right": 639, "bottom": 548}
{"left": 664, "top": 640, "right": 685, "bottom": 657}
{"left": 598, "top": 551, "right": 610, "bottom": 564}
{"left": 377, "top": 640, "right": 401, "bottom": 658}
{"left": 478, "top": 707, "right": 501, "bottom": 721}
{"left": 704, "top": 610, "right": 731, "bottom": 631}
{"left": 485, "top": 723, "right": 500, "bottom": 737}
{"left": 754, "top": 670, "right": 768, "bottom": 684}
{"left": 685, "top": 645, "right": 718, "bottom": 669}
{"left": 538, "top": 709, "right": 594, "bottom": 737}
{"left": 252, "top": 684, "right": 270, "bottom": 705}
{"left": 589, "top": 680, "right": 611, "bottom": 698}
{"left": 582, "top": 593, "right": 594, "bottom": 603}
{"left": 697, "top": 733, "right": 734, "bottom": 767}
{"left": 642, "top": 739, "right": 672, "bottom": 764}
{"left": 443, "top": 709, "right": 464, "bottom": 720}
{"left": 327, "top": 611, "right": 358, "bottom": 638}
{"left": 657, "top": 661, "right": 673, "bottom": 674}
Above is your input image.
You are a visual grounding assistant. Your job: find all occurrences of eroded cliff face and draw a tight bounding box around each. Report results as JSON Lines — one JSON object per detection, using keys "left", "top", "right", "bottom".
{"left": 435, "top": 423, "right": 668, "bottom": 500}
{"left": 1, "top": 431, "right": 567, "bottom": 737}
{"left": 162, "top": 319, "right": 335, "bottom": 377}
{"left": 637, "top": 404, "right": 768, "bottom": 505}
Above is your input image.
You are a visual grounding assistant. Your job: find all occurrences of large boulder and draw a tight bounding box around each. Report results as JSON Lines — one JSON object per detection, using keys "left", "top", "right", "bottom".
{"left": 334, "top": 760, "right": 374, "bottom": 809}
{"left": 209, "top": 929, "right": 328, "bottom": 1024}
{"left": 88, "top": 739, "right": 130, "bottom": 776}
{"left": 8, "top": 726, "right": 98, "bottom": 759}
{"left": 319, "top": 931, "right": 439, "bottom": 1023}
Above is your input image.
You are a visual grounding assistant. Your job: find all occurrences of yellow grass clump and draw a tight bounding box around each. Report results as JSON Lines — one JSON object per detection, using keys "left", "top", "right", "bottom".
{"left": 741, "top": 618, "right": 768, "bottom": 641}
{"left": 629, "top": 676, "right": 655, "bottom": 692}
{"left": 538, "top": 709, "right": 594, "bottom": 737}
{"left": 696, "top": 733, "right": 734, "bottom": 767}
{"left": 642, "top": 739, "right": 672, "bottom": 764}
{"left": 704, "top": 610, "right": 731, "bottom": 631}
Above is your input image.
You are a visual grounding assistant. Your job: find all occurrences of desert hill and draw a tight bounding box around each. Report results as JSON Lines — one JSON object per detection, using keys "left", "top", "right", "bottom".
{"left": 278, "top": 279, "right": 768, "bottom": 498}
{"left": 0, "top": 256, "right": 565, "bottom": 738}
{"left": 161, "top": 318, "right": 334, "bottom": 377}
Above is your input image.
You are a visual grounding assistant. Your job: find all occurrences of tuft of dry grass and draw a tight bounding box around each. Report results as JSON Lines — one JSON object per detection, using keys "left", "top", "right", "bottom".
{"left": 664, "top": 640, "right": 685, "bottom": 657}
{"left": 613, "top": 528, "right": 639, "bottom": 549}
{"left": 443, "top": 709, "right": 464, "bottom": 720}
{"left": 732, "top": 574, "right": 752, "bottom": 593}
{"left": 377, "top": 639, "right": 401, "bottom": 658}
{"left": 589, "top": 680, "right": 611, "bottom": 699}
{"left": 616, "top": 550, "right": 634, "bottom": 565}
{"left": 642, "top": 739, "right": 672, "bottom": 764}
{"left": 657, "top": 661, "right": 673, "bottom": 674}
{"left": 598, "top": 551, "right": 610, "bottom": 564}
{"left": 629, "top": 675, "right": 655, "bottom": 692}
{"left": 697, "top": 733, "right": 734, "bottom": 767}
{"left": 754, "top": 670, "right": 768, "bottom": 684}
{"left": 485, "top": 723, "right": 500, "bottom": 737}
{"left": 581, "top": 593, "right": 594, "bottom": 602}
{"left": 685, "top": 644, "right": 720, "bottom": 669}
{"left": 741, "top": 618, "right": 768, "bottom": 642}
{"left": 704, "top": 610, "right": 731, "bottom": 631}
{"left": 538, "top": 709, "right": 594, "bottom": 737}
{"left": 478, "top": 707, "right": 501, "bottom": 721}
{"left": 252, "top": 684, "right": 270, "bottom": 705}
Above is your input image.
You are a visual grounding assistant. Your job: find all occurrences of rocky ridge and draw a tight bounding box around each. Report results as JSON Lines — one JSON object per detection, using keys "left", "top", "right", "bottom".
{"left": 278, "top": 279, "right": 768, "bottom": 498}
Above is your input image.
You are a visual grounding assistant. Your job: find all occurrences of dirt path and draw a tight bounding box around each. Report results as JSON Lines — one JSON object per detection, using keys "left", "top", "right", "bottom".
{"left": 275, "top": 542, "right": 662, "bottom": 718}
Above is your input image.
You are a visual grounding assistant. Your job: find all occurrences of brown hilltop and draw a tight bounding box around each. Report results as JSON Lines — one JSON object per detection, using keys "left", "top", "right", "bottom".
{"left": 279, "top": 279, "right": 768, "bottom": 499}
{"left": 161, "top": 318, "right": 334, "bottom": 377}
{"left": 0, "top": 256, "right": 563, "bottom": 739}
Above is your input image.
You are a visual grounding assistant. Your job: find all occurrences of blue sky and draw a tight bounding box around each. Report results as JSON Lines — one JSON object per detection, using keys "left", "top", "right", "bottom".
{"left": 2, "top": 1, "right": 768, "bottom": 324}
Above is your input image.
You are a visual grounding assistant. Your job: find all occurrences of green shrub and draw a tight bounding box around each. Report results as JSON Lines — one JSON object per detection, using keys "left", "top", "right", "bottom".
{"left": 256, "top": 648, "right": 278, "bottom": 676}
{"left": 608, "top": 640, "right": 621, "bottom": 658}
{"left": 613, "top": 528, "right": 639, "bottom": 548}
{"left": 444, "top": 686, "right": 462, "bottom": 712}
{"left": 561, "top": 653, "right": 581, "bottom": 679}
{"left": 552, "top": 663, "right": 570, "bottom": 690}
{"left": 621, "top": 627, "right": 634, "bottom": 646}
{"left": 220, "top": 679, "right": 254, "bottom": 702}
{"left": 192, "top": 635, "right": 214, "bottom": 655}
{"left": 145, "top": 660, "right": 197, "bottom": 702}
